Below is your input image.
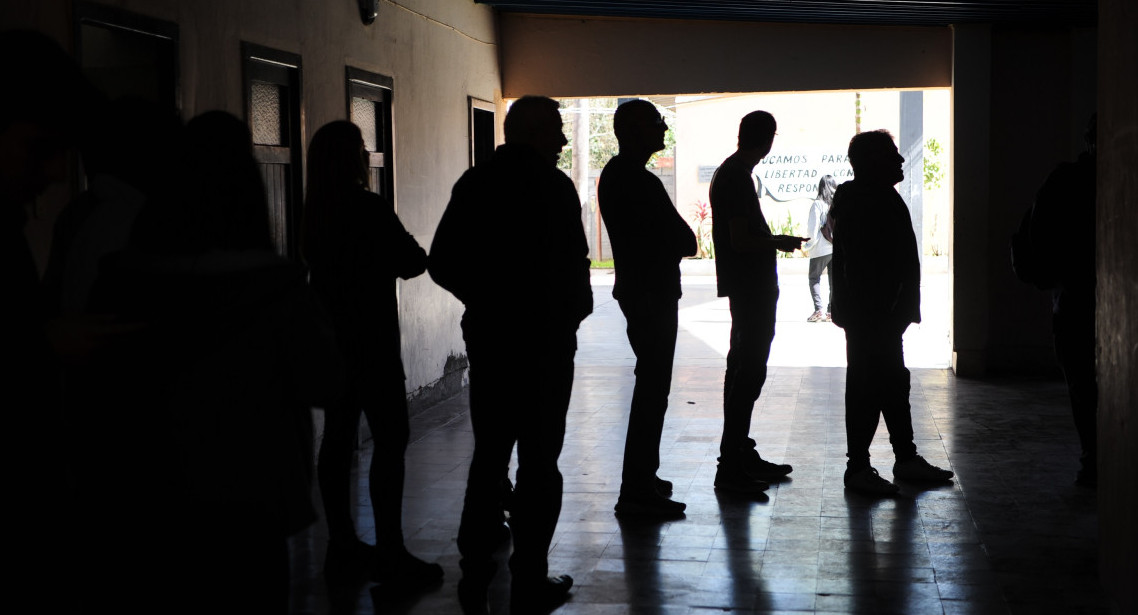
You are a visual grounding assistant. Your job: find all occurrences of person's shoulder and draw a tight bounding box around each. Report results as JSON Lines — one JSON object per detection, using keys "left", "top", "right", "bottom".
{"left": 599, "top": 154, "right": 634, "bottom": 179}
{"left": 714, "top": 154, "right": 747, "bottom": 176}
{"left": 352, "top": 187, "right": 390, "bottom": 208}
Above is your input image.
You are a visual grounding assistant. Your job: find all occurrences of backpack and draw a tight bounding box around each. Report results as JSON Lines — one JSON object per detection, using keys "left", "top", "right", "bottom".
{"left": 820, "top": 210, "right": 835, "bottom": 243}
{"left": 1010, "top": 204, "right": 1056, "bottom": 290}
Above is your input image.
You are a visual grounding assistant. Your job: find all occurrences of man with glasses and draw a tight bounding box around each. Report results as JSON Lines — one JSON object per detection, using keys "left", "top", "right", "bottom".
{"left": 598, "top": 99, "right": 695, "bottom": 519}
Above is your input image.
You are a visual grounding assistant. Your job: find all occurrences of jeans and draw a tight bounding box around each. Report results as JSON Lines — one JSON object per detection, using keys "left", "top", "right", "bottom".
{"left": 720, "top": 290, "right": 778, "bottom": 458}
{"left": 843, "top": 321, "right": 917, "bottom": 470}
{"left": 457, "top": 319, "right": 577, "bottom": 583}
{"left": 808, "top": 254, "right": 833, "bottom": 313}
{"left": 317, "top": 374, "right": 410, "bottom": 549}
{"left": 617, "top": 296, "right": 679, "bottom": 492}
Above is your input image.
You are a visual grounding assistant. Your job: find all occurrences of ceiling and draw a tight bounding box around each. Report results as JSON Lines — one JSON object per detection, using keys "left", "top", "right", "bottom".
{"left": 475, "top": 0, "right": 1097, "bottom": 27}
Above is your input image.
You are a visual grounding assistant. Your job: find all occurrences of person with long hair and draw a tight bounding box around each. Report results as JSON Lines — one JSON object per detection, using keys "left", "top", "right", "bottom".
{"left": 302, "top": 120, "right": 440, "bottom": 586}
{"left": 803, "top": 175, "right": 837, "bottom": 322}
{"left": 80, "top": 110, "right": 342, "bottom": 613}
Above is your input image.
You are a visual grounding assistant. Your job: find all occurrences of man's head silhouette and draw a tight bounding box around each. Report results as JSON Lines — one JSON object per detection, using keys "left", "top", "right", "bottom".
{"left": 504, "top": 96, "right": 567, "bottom": 165}
{"left": 848, "top": 130, "right": 904, "bottom": 186}
{"left": 737, "top": 111, "right": 777, "bottom": 158}
{"left": 614, "top": 99, "right": 667, "bottom": 158}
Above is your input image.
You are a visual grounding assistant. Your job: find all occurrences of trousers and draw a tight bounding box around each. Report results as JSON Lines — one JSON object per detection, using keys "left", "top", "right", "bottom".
{"left": 843, "top": 322, "right": 917, "bottom": 469}
{"left": 617, "top": 296, "right": 679, "bottom": 491}
{"left": 720, "top": 290, "right": 778, "bottom": 457}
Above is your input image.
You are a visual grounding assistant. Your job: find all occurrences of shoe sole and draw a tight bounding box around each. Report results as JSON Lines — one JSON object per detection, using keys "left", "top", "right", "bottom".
{"left": 713, "top": 481, "right": 770, "bottom": 494}
{"left": 893, "top": 472, "right": 954, "bottom": 483}
{"left": 843, "top": 484, "right": 899, "bottom": 496}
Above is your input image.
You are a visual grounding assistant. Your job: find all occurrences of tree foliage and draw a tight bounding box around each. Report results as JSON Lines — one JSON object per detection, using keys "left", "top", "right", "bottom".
{"left": 557, "top": 98, "right": 675, "bottom": 172}
{"left": 923, "top": 137, "right": 945, "bottom": 190}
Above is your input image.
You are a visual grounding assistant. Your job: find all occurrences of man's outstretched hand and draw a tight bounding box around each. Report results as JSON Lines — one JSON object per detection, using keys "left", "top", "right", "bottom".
{"left": 774, "top": 235, "right": 808, "bottom": 253}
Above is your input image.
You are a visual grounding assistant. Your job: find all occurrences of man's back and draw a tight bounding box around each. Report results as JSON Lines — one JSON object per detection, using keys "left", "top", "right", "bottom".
{"left": 429, "top": 143, "right": 592, "bottom": 327}
{"left": 829, "top": 178, "right": 921, "bottom": 329}
{"left": 709, "top": 153, "right": 776, "bottom": 298}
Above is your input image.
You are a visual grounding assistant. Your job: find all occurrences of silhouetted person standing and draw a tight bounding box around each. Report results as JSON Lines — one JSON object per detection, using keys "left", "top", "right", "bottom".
{"left": 830, "top": 129, "right": 953, "bottom": 496}
{"left": 302, "top": 121, "right": 442, "bottom": 585}
{"left": 430, "top": 96, "right": 592, "bottom": 615}
{"left": 1018, "top": 115, "right": 1098, "bottom": 487}
{"left": 598, "top": 99, "right": 694, "bottom": 519}
{"left": 1, "top": 29, "right": 102, "bottom": 613}
{"left": 709, "top": 111, "right": 802, "bottom": 495}
{"left": 82, "top": 111, "right": 342, "bottom": 614}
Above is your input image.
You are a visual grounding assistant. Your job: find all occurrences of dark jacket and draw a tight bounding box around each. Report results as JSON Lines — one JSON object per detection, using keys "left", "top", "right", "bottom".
{"left": 830, "top": 178, "right": 921, "bottom": 329}
{"left": 429, "top": 143, "right": 592, "bottom": 331}
{"left": 306, "top": 188, "right": 426, "bottom": 380}
{"left": 1029, "top": 153, "right": 1096, "bottom": 325}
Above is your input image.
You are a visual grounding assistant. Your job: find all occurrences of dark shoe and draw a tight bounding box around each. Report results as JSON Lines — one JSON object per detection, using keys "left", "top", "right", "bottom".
{"left": 373, "top": 549, "right": 444, "bottom": 589}
{"left": 615, "top": 490, "right": 686, "bottom": 519}
{"left": 844, "top": 466, "right": 899, "bottom": 496}
{"left": 324, "top": 539, "right": 375, "bottom": 580}
{"left": 740, "top": 451, "right": 793, "bottom": 482}
{"left": 458, "top": 576, "right": 490, "bottom": 615}
{"left": 714, "top": 461, "right": 770, "bottom": 495}
{"left": 654, "top": 475, "right": 673, "bottom": 497}
{"left": 723, "top": 448, "right": 792, "bottom": 482}
{"left": 510, "top": 574, "right": 573, "bottom": 614}
{"left": 893, "top": 455, "right": 954, "bottom": 482}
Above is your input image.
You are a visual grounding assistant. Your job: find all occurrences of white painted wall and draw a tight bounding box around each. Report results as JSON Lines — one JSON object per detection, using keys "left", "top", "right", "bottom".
{"left": 5, "top": 0, "right": 502, "bottom": 400}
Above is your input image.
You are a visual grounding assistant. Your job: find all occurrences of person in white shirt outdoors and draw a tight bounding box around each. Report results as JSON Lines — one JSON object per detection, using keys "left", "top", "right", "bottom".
{"left": 802, "top": 175, "right": 836, "bottom": 322}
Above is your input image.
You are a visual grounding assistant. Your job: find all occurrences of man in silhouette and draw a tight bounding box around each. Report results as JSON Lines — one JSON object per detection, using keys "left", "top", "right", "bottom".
{"left": 829, "top": 129, "right": 954, "bottom": 496}
{"left": 430, "top": 95, "right": 592, "bottom": 614}
{"left": 598, "top": 99, "right": 695, "bottom": 519}
{"left": 709, "top": 111, "right": 803, "bottom": 495}
{"left": 1021, "top": 115, "right": 1098, "bottom": 487}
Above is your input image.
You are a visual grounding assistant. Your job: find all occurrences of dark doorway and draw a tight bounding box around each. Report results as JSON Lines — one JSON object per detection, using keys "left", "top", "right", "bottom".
{"left": 469, "top": 97, "right": 496, "bottom": 168}
{"left": 346, "top": 67, "right": 394, "bottom": 202}
{"left": 75, "top": 2, "right": 179, "bottom": 109}
{"left": 242, "top": 43, "right": 303, "bottom": 259}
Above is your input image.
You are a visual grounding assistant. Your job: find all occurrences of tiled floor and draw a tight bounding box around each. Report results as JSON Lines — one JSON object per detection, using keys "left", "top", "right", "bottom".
{"left": 288, "top": 268, "right": 1106, "bottom": 614}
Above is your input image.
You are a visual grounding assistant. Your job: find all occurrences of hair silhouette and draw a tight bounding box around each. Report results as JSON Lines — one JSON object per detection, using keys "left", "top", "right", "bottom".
{"left": 302, "top": 120, "right": 368, "bottom": 264}
{"left": 816, "top": 174, "right": 837, "bottom": 206}
{"left": 738, "top": 111, "right": 776, "bottom": 150}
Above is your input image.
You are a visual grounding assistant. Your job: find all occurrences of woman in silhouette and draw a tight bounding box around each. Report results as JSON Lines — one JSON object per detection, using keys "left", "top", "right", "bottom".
{"left": 803, "top": 174, "right": 836, "bottom": 322}
{"left": 302, "top": 120, "right": 440, "bottom": 586}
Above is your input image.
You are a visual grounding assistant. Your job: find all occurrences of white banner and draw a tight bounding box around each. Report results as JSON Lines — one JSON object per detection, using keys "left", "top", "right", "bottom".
{"left": 753, "top": 149, "right": 854, "bottom": 202}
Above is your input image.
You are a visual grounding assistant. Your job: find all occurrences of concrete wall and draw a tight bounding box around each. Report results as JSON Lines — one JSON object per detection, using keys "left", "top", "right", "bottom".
{"left": 498, "top": 14, "right": 953, "bottom": 97}
{"left": 1096, "top": 0, "right": 1137, "bottom": 611}
{"left": 950, "top": 24, "right": 1098, "bottom": 376}
{"left": 2, "top": 0, "right": 501, "bottom": 405}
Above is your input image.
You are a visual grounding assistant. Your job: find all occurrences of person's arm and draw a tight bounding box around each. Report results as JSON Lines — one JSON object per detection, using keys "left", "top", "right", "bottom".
{"left": 728, "top": 217, "right": 805, "bottom": 253}
{"left": 428, "top": 173, "right": 479, "bottom": 304}
{"left": 380, "top": 204, "right": 427, "bottom": 281}
{"left": 802, "top": 201, "right": 822, "bottom": 254}
{"left": 718, "top": 170, "right": 805, "bottom": 253}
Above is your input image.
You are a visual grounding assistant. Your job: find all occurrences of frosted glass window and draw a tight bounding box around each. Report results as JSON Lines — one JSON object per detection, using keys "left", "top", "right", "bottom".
{"left": 251, "top": 81, "right": 282, "bottom": 145}
{"left": 352, "top": 97, "right": 378, "bottom": 152}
